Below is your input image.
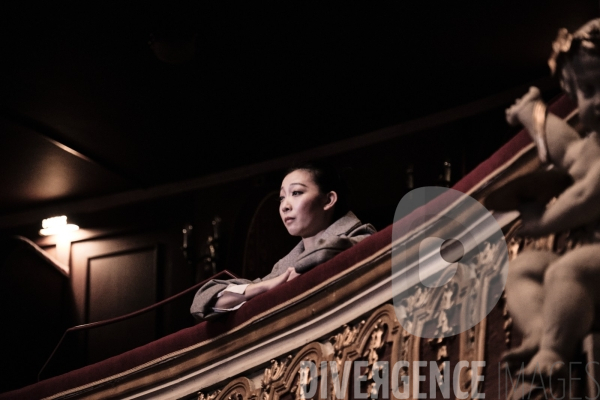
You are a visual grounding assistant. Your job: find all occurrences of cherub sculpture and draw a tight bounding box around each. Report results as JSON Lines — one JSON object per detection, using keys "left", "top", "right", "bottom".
{"left": 496, "top": 18, "right": 600, "bottom": 378}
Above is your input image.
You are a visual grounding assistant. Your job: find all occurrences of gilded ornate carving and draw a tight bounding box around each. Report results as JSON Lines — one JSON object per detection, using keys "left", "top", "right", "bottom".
{"left": 506, "top": 235, "right": 521, "bottom": 262}
{"left": 363, "top": 321, "right": 386, "bottom": 380}
{"left": 262, "top": 355, "right": 292, "bottom": 389}
{"left": 261, "top": 355, "right": 292, "bottom": 400}
{"left": 396, "top": 234, "right": 505, "bottom": 344}
{"left": 503, "top": 218, "right": 591, "bottom": 259}
{"left": 395, "top": 286, "right": 428, "bottom": 337}
{"left": 227, "top": 391, "right": 243, "bottom": 400}
{"left": 502, "top": 221, "right": 522, "bottom": 350}
{"left": 428, "top": 337, "right": 450, "bottom": 388}
{"left": 451, "top": 234, "right": 510, "bottom": 399}
{"left": 353, "top": 305, "right": 414, "bottom": 400}
{"left": 198, "top": 389, "right": 221, "bottom": 400}
{"left": 457, "top": 323, "right": 485, "bottom": 400}
{"left": 330, "top": 321, "right": 365, "bottom": 374}
{"left": 501, "top": 293, "right": 513, "bottom": 346}
{"left": 268, "top": 343, "right": 328, "bottom": 400}
{"left": 291, "top": 360, "right": 313, "bottom": 400}
{"left": 213, "top": 378, "right": 255, "bottom": 400}
{"left": 427, "top": 337, "right": 449, "bottom": 384}
{"left": 194, "top": 304, "right": 420, "bottom": 400}
{"left": 397, "top": 325, "right": 416, "bottom": 391}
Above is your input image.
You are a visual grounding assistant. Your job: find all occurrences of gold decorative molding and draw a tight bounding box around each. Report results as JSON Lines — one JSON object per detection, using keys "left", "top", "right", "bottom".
{"left": 193, "top": 304, "right": 422, "bottom": 400}
{"left": 457, "top": 323, "right": 485, "bottom": 400}
{"left": 428, "top": 336, "right": 451, "bottom": 396}
{"left": 363, "top": 320, "right": 386, "bottom": 380}
{"left": 453, "top": 234, "right": 511, "bottom": 399}
{"left": 356, "top": 305, "right": 419, "bottom": 400}
{"left": 268, "top": 342, "right": 328, "bottom": 400}
{"left": 213, "top": 378, "right": 255, "bottom": 400}
{"left": 260, "top": 355, "right": 292, "bottom": 400}
{"left": 503, "top": 217, "right": 592, "bottom": 260}
{"left": 261, "top": 356, "right": 292, "bottom": 389}
{"left": 198, "top": 389, "right": 221, "bottom": 400}
{"left": 500, "top": 293, "right": 512, "bottom": 346}
{"left": 330, "top": 321, "right": 365, "bottom": 376}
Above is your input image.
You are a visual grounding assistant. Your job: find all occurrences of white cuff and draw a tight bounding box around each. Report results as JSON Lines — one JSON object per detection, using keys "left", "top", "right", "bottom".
{"left": 213, "top": 301, "right": 246, "bottom": 313}
{"left": 213, "top": 284, "right": 249, "bottom": 313}
{"left": 216, "top": 284, "right": 249, "bottom": 297}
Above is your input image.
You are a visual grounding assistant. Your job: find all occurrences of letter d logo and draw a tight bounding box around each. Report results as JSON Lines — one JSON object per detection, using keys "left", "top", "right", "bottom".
{"left": 391, "top": 187, "right": 508, "bottom": 338}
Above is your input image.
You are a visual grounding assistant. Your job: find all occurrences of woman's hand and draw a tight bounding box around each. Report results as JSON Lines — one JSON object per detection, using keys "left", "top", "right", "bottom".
{"left": 244, "top": 268, "right": 292, "bottom": 297}
{"left": 286, "top": 267, "right": 301, "bottom": 282}
{"left": 263, "top": 268, "right": 293, "bottom": 290}
{"left": 214, "top": 268, "right": 292, "bottom": 310}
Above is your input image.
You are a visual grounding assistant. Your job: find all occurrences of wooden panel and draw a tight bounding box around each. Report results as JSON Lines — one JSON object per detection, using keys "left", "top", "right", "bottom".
{"left": 71, "top": 235, "right": 157, "bottom": 325}
{"left": 86, "top": 246, "right": 158, "bottom": 364}
{"left": 87, "top": 247, "right": 157, "bottom": 321}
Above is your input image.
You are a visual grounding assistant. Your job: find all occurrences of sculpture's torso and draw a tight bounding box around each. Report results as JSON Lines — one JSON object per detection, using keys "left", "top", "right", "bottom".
{"left": 565, "top": 132, "right": 600, "bottom": 180}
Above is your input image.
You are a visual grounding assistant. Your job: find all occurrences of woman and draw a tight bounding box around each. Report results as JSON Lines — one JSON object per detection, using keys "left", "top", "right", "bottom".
{"left": 190, "top": 163, "right": 376, "bottom": 320}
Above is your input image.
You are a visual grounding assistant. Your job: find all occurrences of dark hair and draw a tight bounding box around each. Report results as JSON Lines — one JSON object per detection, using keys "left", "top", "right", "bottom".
{"left": 549, "top": 18, "right": 600, "bottom": 99}
{"left": 285, "top": 161, "right": 350, "bottom": 221}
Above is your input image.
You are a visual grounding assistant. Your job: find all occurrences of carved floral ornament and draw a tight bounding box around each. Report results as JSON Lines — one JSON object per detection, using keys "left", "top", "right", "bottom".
{"left": 200, "top": 258, "right": 520, "bottom": 400}
{"left": 394, "top": 234, "right": 506, "bottom": 343}
{"left": 197, "top": 305, "right": 420, "bottom": 400}
{"left": 194, "top": 291, "right": 501, "bottom": 400}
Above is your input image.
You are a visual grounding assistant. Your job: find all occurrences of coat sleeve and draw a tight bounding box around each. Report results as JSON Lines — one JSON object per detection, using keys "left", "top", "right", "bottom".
{"left": 190, "top": 222, "right": 375, "bottom": 320}
{"left": 190, "top": 277, "right": 253, "bottom": 320}
{"left": 294, "top": 223, "right": 376, "bottom": 273}
{"left": 189, "top": 258, "right": 291, "bottom": 321}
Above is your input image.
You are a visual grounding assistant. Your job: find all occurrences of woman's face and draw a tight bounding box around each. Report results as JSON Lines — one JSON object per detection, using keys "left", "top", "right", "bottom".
{"left": 279, "top": 169, "right": 332, "bottom": 238}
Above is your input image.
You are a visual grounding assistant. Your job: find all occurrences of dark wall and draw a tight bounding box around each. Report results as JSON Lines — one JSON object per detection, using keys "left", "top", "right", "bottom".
{"left": 0, "top": 239, "right": 75, "bottom": 392}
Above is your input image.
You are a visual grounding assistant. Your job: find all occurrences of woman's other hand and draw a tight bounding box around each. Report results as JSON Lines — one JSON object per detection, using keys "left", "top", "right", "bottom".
{"left": 263, "top": 268, "right": 293, "bottom": 290}
{"left": 286, "top": 267, "right": 301, "bottom": 282}
{"left": 214, "top": 268, "right": 292, "bottom": 310}
{"left": 245, "top": 267, "right": 292, "bottom": 296}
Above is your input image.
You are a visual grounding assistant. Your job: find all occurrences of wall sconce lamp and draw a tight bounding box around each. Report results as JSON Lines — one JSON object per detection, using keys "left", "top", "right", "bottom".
{"left": 39, "top": 216, "right": 79, "bottom": 236}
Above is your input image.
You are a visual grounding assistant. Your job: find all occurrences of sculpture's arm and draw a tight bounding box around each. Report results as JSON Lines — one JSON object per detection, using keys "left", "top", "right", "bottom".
{"left": 520, "top": 161, "right": 600, "bottom": 236}
{"left": 542, "top": 113, "right": 581, "bottom": 169}
{"left": 506, "top": 87, "right": 580, "bottom": 168}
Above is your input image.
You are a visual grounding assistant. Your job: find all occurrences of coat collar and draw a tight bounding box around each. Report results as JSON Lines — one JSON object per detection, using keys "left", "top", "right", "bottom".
{"left": 293, "top": 211, "right": 361, "bottom": 255}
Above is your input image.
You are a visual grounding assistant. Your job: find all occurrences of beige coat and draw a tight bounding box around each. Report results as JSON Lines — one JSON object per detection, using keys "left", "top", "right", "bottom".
{"left": 190, "top": 211, "right": 375, "bottom": 320}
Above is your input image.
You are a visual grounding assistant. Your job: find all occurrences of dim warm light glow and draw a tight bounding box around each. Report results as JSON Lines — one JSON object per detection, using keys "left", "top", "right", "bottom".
{"left": 39, "top": 215, "right": 79, "bottom": 236}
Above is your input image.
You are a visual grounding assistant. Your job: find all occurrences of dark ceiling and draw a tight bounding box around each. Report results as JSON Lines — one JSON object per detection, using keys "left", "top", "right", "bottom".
{"left": 0, "top": 1, "right": 597, "bottom": 217}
